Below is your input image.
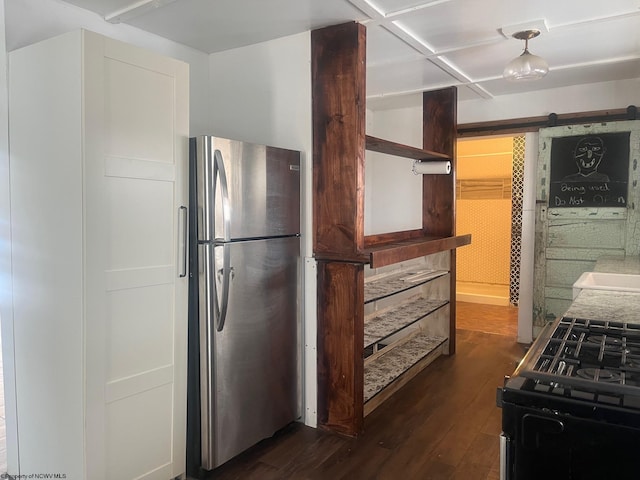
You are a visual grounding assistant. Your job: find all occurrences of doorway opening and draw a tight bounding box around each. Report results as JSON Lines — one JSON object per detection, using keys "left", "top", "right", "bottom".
{"left": 455, "top": 135, "right": 526, "bottom": 337}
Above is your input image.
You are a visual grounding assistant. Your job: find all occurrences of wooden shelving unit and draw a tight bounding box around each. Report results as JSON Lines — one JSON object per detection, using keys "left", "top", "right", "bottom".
{"left": 363, "top": 264, "right": 450, "bottom": 414}
{"left": 312, "top": 21, "right": 470, "bottom": 436}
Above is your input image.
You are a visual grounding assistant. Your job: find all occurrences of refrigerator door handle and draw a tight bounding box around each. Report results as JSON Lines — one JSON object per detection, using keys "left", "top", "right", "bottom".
{"left": 217, "top": 266, "right": 235, "bottom": 282}
{"left": 206, "top": 242, "right": 216, "bottom": 338}
{"left": 213, "top": 149, "right": 231, "bottom": 242}
{"left": 214, "top": 243, "right": 231, "bottom": 332}
{"left": 179, "top": 206, "right": 188, "bottom": 278}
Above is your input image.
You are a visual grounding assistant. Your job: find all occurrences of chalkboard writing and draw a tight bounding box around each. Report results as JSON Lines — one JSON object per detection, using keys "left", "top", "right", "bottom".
{"left": 549, "top": 132, "right": 630, "bottom": 208}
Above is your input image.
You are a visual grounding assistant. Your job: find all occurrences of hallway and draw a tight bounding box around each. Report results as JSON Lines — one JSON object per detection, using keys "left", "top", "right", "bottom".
{"left": 204, "top": 302, "right": 523, "bottom": 480}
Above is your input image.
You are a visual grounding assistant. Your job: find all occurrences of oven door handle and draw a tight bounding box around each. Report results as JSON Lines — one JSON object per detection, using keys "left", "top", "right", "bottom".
{"left": 522, "top": 413, "right": 565, "bottom": 449}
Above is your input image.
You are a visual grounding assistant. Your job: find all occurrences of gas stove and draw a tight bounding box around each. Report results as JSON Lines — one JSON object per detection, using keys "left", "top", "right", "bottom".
{"left": 513, "top": 316, "right": 640, "bottom": 408}
{"left": 498, "top": 316, "right": 640, "bottom": 480}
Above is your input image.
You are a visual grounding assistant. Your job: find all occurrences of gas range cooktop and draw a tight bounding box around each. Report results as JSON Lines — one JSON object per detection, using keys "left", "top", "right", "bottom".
{"left": 513, "top": 316, "right": 640, "bottom": 409}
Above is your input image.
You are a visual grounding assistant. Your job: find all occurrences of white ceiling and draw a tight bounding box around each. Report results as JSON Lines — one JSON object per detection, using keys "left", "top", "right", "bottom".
{"left": 10, "top": 0, "right": 640, "bottom": 110}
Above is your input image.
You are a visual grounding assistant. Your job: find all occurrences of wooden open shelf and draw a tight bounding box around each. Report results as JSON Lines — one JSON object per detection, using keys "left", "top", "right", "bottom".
{"left": 365, "top": 135, "right": 451, "bottom": 161}
{"left": 364, "top": 268, "right": 448, "bottom": 303}
{"left": 364, "top": 297, "right": 448, "bottom": 351}
{"left": 364, "top": 234, "right": 471, "bottom": 268}
{"left": 364, "top": 333, "right": 447, "bottom": 412}
{"left": 314, "top": 234, "right": 471, "bottom": 268}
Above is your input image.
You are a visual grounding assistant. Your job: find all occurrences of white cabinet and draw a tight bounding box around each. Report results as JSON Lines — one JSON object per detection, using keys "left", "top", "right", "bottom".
{"left": 9, "top": 30, "right": 189, "bottom": 479}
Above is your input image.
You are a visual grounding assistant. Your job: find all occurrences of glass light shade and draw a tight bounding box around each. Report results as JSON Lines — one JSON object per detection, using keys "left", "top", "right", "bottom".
{"left": 503, "top": 49, "right": 549, "bottom": 81}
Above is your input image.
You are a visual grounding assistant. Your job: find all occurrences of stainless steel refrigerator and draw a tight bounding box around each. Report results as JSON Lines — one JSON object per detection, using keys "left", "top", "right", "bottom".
{"left": 187, "top": 135, "right": 301, "bottom": 472}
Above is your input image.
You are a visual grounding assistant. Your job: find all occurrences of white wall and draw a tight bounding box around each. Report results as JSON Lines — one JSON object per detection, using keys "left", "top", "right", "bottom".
{"left": 458, "top": 78, "right": 640, "bottom": 124}
{"left": 4, "top": 0, "right": 210, "bottom": 134}
{"left": 0, "top": 0, "right": 18, "bottom": 475}
{"left": 517, "top": 132, "right": 538, "bottom": 344}
{"left": 365, "top": 107, "right": 423, "bottom": 235}
{"left": 208, "top": 32, "right": 316, "bottom": 426}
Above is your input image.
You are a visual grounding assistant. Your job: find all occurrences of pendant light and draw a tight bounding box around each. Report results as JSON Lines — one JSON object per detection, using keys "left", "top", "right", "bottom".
{"left": 503, "top": 29, "right": 549, "bottom": 81}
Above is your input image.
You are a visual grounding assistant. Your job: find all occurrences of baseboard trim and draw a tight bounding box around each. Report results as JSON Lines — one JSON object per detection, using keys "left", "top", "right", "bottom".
{"left": 457, "top": 292, "right": 510, "bottom": 306}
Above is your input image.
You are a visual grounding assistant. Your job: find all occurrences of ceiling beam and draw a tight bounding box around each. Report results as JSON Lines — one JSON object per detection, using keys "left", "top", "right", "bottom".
{"left": 105, "top": 0, "right": 179, "bottom": 24}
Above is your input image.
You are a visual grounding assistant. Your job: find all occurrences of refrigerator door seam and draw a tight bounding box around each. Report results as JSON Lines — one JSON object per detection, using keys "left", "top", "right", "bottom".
{"left": 214, "top": 243, "right": 231, "bottom": 332}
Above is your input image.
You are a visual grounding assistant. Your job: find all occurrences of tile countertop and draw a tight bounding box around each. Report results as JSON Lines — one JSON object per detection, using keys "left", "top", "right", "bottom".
{"left": 564, "top": 289, "right": 640, "bottom": 324}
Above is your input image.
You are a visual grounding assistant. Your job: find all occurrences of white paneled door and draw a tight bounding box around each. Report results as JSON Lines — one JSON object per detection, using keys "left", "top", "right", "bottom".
{"left": 88, "top": 33, "right": 188, "bottom": 480}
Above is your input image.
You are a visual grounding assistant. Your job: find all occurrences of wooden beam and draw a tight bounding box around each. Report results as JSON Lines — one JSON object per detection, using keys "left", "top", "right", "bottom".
{"left": 317, "top": 261, "right": 364, "bottom": 437}
{"left": 458, "top": 106, "right": 638, "bottom": 138}
{"left": 365, "top": 135, "right": 450, "bottom": 161}
{"left": 312, "top": 22, "right": 367, "bottom": 258}
{"left": 423, "top": 87, "right": 457, "bottom": 238}
{"left": 423, "top": 87, "right": 458, "bottom": 354}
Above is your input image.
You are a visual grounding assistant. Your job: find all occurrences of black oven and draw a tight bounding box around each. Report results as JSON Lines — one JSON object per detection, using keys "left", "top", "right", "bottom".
{"left": 497, "top": 316, "right": 640, "bottom": 480}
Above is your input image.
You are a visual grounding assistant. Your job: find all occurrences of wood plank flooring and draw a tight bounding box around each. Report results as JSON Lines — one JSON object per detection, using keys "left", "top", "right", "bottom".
{"left": 456, "top": 302, "right": 518, "bottom": 337}
{"left": 203, "top": 302, "right": 524, "bottom": 480}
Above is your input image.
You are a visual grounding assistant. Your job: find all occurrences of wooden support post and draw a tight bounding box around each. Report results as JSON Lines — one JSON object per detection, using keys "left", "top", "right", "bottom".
{"left": 311, "top": 21, "right": 367, "bottom": 258}
{"left": 312, "top": 21, "right": 367, "bottom": 435}
{"left": 317, "top": 261, "right": 364, "bottom": 436}
{"left": 423, "top": 87, "right": 458, "bottom": 353}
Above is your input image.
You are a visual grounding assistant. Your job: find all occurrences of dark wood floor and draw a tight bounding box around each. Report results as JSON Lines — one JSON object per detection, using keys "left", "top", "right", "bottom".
{"left": 203, "top": 302, "right": 525, "bottom": 480}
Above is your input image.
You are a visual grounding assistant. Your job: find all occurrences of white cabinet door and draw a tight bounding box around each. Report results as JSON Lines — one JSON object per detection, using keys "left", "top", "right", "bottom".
{"left": 83, "top": 32, "right": 189, "bottom": 480}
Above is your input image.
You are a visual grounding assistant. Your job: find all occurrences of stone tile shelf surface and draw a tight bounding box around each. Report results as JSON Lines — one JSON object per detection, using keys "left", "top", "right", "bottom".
{"left": 364, "top": 333, "right": 447, "bottom": 402}
{"left": 364, "top": 269, "right": 448, "bottom": 303}
{"left": 564, "top": 289, "right": 640, "bottom": 324}
{"left": 364, "top": 296, "right": 448, "bottom": 350}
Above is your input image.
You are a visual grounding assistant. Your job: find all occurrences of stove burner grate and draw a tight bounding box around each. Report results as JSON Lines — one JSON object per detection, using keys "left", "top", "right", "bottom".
{"left": 519, "top": 317, "right": 640, "bottom": 402}
{"left": 576, "top": 368, "right": 621, "bottom": 383}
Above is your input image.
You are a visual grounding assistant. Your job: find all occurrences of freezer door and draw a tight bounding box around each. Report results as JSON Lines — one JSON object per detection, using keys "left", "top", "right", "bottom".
{"left": 194, "top": 136, "right": 300, "bottom": 241}
{"left": 199, "top": 236, "right": 300, "bottom": 469}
